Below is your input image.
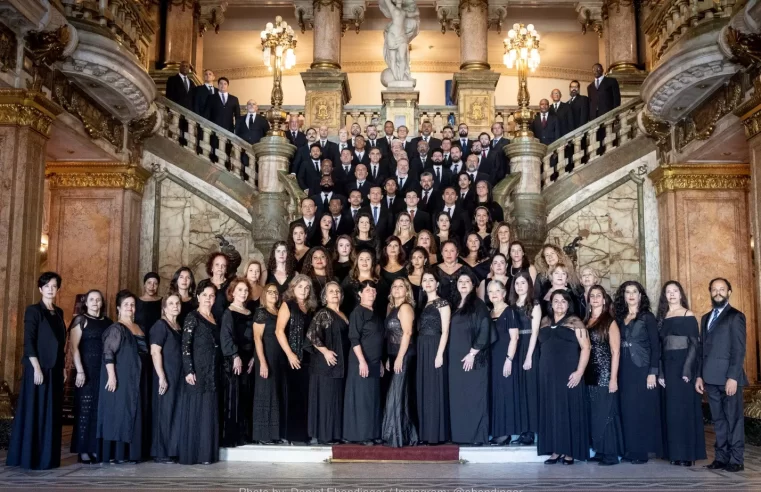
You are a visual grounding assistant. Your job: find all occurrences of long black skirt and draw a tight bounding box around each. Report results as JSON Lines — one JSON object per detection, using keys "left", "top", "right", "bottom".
{"left": 587, "top": 385, "right": 624, "bottom": 461}
{"left": 516, "top": 333, "right": 539, "bottom": 433}
{"left": 71, "top": 370, "right": 101, "bottom": 456}
{"left": 449, "top": 362, "right": 489, "bottom": 445}
{"left": 178, "top": 391, "right": 219, "bottom": 464}
{"left": 6, "top": 363, "right": 64, "bottom": 470}
{"left": 343, "top": 368, "right": 382, "bottom": 442}
{"left": 490, "top": 345, "right": 520, "bottom": 439}
{"left": 307, "top": 373, "right": 344, "bottom": 443}
{"left": 382, "top": 354, "right": 418, "bottom": 447}
{"left": 151, "top": 377, "right": 183, "bottom": 458}
{"left": 101, "top": 357, "right": 151, "bottom": 463}
{"left": 619, "top": 356, "right": 664, "bottom": 460}
{"left": 284, "top": 358, "right": 310, "bottom": 443}
{"left": 221, "top": 354, "right": 254, "bottom": 447}
{"left": 252, "top": 358, "right": 287, "bottom": 442}
{"left": 663, "top": 350, "right": 706, "bottom": 462}
{"left": 416, "top": 335, "right": 449, "bottom": 443}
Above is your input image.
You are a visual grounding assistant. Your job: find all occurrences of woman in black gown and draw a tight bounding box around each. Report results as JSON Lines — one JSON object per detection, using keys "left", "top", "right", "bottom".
{"left": 303, "top": 246, "right": 336, "bottom": 301}
{"left": 394, "top": 212, "right": 417, "bottom": 259}
{"left": 267, "top": 241, "right": 296, "bottom": 295}
{"left": 220, "top": 277, "right": 255, "bottom": 447}
{"left": 508, "top": 271, "right": 541, "bottom": 445}
{"left": 584, "top": 286, "right": 624, "bottom": 465}
{"left": 448, "top": 271, "right": 491, "bottom": 445}
{"left": 378, "top": 236, "right": 409, "bottom": 315}
{"left": 488, "top": 279, "right": 520, "bottom": 445}
{"left": 382, "top": 278, "right": 418, "bottom": 447}
{"left": 7, "top": 272, "right": 66, "bottom": 470}
{"left": 341, "top": 250, "right": 380, "bottom": 317}
{"left": 178, "top": 280, "right": 222, "bottom": 464}
{"left": 460, "top": 233, "right": 491, "bottom": 282}
{"left": 613, "top": 280, "right": 664, "bottom": 464}
{"left": 207, "top": 252, "right": 232, "bottom": 324}
{"left": 305, "top": 282, "right": 350, "bottom": 444}
{"left": 537, "top": 290, "right": 590, "bottom": 464}
{"left": 472, "top": 206, "right": 493, "bottom": 253}
{"left": 98, "top": 290, "right": 151, "bottom": 464}
{"left": 316, "top": 213, "right": 336, "bottom": 250}
{"left": 149, "top": 294, "right": 184, "bottom": 462}
{"left": 135, "top": 272, "right": 162, "bottom": 339}
{"left": 352, "top": 213, "right": 380, "bottom": 257}
{"left": 507, "top": 241, "right": 537, "bottom": 289}
{"left": 69, "top": 289, "right": 111, "bottom": 463}
{"left": 290, "top": 223, "right": 311, "bottom": 272}
{"left": 275, "top": 274, "right": 317, "bottom": 443}
{"left": 168, "top": 267, "right": 196, "bottom": 327}
{"left": 244, "top": 260, "right": 265, "bottom": 312}
{"left": 416, "top": 270, "right": 451, "bottom": 444}
{"left": 656, "top": 280, "right": 706, "bottom": 466}
{"left": 333, "top": 235, "right": 354, "bottom": 281}
{"left": 435, "top": 240, "right": 471, "bottom": 306}
{"left": 489, "top": 222, "right": 511, "bottom": 259}
{"left": 252, "top": 284, "right": 287, "bottom": 443}
{"left": 344, "top": 281, "right": 385, "bottom": 444}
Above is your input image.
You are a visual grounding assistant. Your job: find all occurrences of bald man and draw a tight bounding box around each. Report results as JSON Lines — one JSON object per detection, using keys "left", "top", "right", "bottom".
{"left": 235, "top": 99, "right": 270, "bottom": 144}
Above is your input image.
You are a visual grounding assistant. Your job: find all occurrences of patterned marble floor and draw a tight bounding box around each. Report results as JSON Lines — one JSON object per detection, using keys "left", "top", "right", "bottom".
{"left": 0, "top": 427, "right": 759, "bottom": 491}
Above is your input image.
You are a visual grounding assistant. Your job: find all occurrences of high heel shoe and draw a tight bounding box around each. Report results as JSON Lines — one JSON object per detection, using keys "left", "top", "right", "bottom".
{"left": 544, "top": 455, "right": 561, "bottom": 464}
{"left": 562, "top": 457, "right": 575, "bottom": 465}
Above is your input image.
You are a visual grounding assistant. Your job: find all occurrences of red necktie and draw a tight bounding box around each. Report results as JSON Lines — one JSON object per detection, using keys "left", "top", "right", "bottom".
{"left": 409, "top": 209, "right": 415, "bottom": 221}
{"left": 542, "top": 115, "right": 547, "bottom": 128}
{"left": 481, "top": 150, "right": 487, "bottom": 160}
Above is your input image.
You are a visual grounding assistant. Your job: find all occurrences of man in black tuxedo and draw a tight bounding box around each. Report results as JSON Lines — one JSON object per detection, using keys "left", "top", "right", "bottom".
{"left": 165, "top": 60, "right": 195, "bottom": 110}
{"left": 455, "top": 172, "right": 475, "bottom": 209}
{"left": 393, "top": 158, "right": 416, "bottom": 196}
{"left": 316, "top": 125, "right": 339, "bottom": 165}
{"left": 448, "top": 145, "right": 465, "bottom": 176}
{"left": 568, "top": 80, "right": 590, "bottom": 131}
{"left": 365, "top": 124, "right": 385, "bottom": 155}
{"left": 349, "top": 122, "right": 362, "bottom": 147}
{"left": 381, "top": 120, "right": 396, "bottom": 149}
{"left": 290, "top": 197, "right": 320, "bottom": 246}
{"left": 204, "top": 77, "right": 239, "bottom": 132}
{"left": 192, "top": 69, "right": 216, "bottom": 116}
{"left": 410, "top": 121, "right": 441, "bottom": 155}
{"left": 235, "top": 99, "right": 270, "bottom": 145}
{"left": 549, "top": 89, "right": 573, "bottom": 137}
{"left": 352, "top": 136, "right": 371, "bottom": 166}
{"left": 333, "top": 148, "right": 355, "bottom": 196}
{"left": 285, "top": 116, "right": 308, "bottom": 148}
{"left": 362, "top": 185, "right": 393, "bottom": 241}
{"left": 456, "top": 123, "right": 473, "bottom": 158}
{"left": 347, "top": 190, "right": 364, "bottom": 223}
{"left": 328, "top": 197, "right": 354, "bottom": 236}
{"left": 398, "top": 125, "right": 415, "bottom": 157}
{"left": 335, "top": 128, "right": 353, "bottom": 158}
{"left": 366, "top": 148, "right": 389, "bottom": 185}
{"left": 440, "top": 138, "right": 453, "bottom": 167}
{"left": 532, "top": 99, "right": 560, "bottom": 145}
{"left": 410, "top": 139, "right": 431, "bottom": 175}
{"left": 382, "top": 178, "right": 405, "bottom": 216}
{"left": 402, "top": 189, "right": 432, "bottom": 233}
{"left": 310, "top": 175, "right": 346, "bottom": 216}
{"left": 428, "top": 148, "right": 453, "bottom": 189}
{"left": 464, "top": 154, "right": 491, "bottom": 188}
{"left": 347, "top": 164, "right": 373, "bottom": 206}
{"left": 474, "top": 134, "right": 497, "bottom": 181}
{"left": 490, "top": 122, "right": 510, "bottom": 181}
{"left": 438, "top": 187, "right": 470, "bottom": 239}
{"left": 297, "top": 143, "right": 324, "bottom": 193}
{"left": 290, "top": 127, "right": 318, "bottom": 175}
{"left": 696, "top": 278, "right": 748, "bottom": 472}
{"left": 418, "top": 172, "right": 441, "bottom": 214}
{"left": 588, "top": 63, "right": 621, "bottom": 119}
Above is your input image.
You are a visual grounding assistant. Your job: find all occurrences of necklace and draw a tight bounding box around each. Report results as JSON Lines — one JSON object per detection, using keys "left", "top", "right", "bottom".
{"left": 509, "top": 264, "right": 522, "bottom": 276}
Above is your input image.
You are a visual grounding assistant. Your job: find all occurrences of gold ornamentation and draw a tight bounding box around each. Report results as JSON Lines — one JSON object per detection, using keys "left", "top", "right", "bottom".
{"left": 25, "top": 25, "right": 69, "bottom": 91}
{"left": 0, "top": 89, "right": 61, "bottom": 136}
{"left": 468, "top": 97, "right": 488, "bottom": 122}
{"left": 649, "top": 163, "right": 751, "bottom": 196}
{"left": 196, "top": 1, "right": 228, "bottom": 36}
{"left": 741, "top": 106, "right": 761, "bottom": 139}
{"left": 0, "top": 22, "right": 17, "bottom": 73}
{"left": 46, "top": 162, "right": 151, "bottom": 194}
{"left": 726, "top": 26, "right": 761, "bottom": 68}
{"left": 746, "top": 389, "right": 761, "bottom": 419}
{"left": 129, "top": 110, "right": 159, "bottom": 145}
{"left": 313, "top": 97, "right": 333, "bottom": 122}
{"left": 277, "top": 170, "right": 307, "bottom": 221}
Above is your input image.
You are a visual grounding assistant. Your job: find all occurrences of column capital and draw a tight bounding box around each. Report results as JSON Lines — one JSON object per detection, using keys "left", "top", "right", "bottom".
{"left": 435, "top": 0, "right": 507, "bottom": 36}
{"left": 648, "top": 163, "right": 751, "bottom": 196}
{"left": 196, "top": 0, "right": 229, "bottom": 36}
{"left": 0, "top": 88, "right": 62, "bottom": 137}
{"left": 294, "top": 0, "right": 368, "bottom": 34}
{"left": 45, "top": 161, "right": 152, "bottom": 194}
{"left": 576, "top": 1, "right": 604, "bottom": 37}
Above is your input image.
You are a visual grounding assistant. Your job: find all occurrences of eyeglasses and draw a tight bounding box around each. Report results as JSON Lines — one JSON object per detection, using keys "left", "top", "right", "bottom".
{"left": 266, "top": 291, "right": 278, "bottom": 296}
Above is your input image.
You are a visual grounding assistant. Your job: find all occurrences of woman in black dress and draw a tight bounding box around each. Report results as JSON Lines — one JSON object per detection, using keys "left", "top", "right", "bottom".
{"left": 275, "top": 274, "right": 317, "bottom": 443}
{"left": 473, "top": 180, "right": 504, "bottom": 223}
{"left": 352, "top": 213, "right": 379, "bottom": 257}
{"left": 613, "top": 280, "right": 664, "bottom": 464}
{"left": 168, "top": 267, "right": 196, "bottom": 327}
{"left": 507, "top": 241, "right": 537, "bottom": 288}
{"left": 448, "top": 271, "right": 491, "bottom": 445}
{"left": 478, "top": 253, "right": 509, "bottom": 304}
{"left": 316, "top": 213, "right": 336, "bottom": 250}
{"left": 252, "top": 284, "right": 287, "bottom": 443}
{"left": 341, "top": 250, "right": 380, "bottom": 317}
{"left": 7, "top": 272, "right": 66, "bottom": 470}
{"left": 378, "top": 236, "right": 409, "bottom": 315}
{"left": 305, "top": 282, "right": 350, "bottom": 444}
{"left": 416, "top": 270, "right": 451, "bottom": 444}
{"left": 289, "top": 223, "right": 311, "bottom": 272}
{"left": 344, "top": 281, "right": 385, "bottom": 444}
{"left": 406, "top": 247, "right": 428, "bottom": 309}
{"left": 303, "top": 246, "right": 336, "bottom": 301}
{"left": 460, "top": 233, "right": 491, "bottom": 282}
{"left": 220, "top": 277, "right": 255, "bottom": 447}
{"left": 333, "top": 235, "right": 354, "bottom": 280}
{"left": 508, "top": 271, "right": 541, "bottom": 445}
{"left": 435, "top": 240, "right": 471, "bottom": 306}
{"left": 433, "top": 212, "right": 453, "bottom": 257}
{"left": 207, "top": 252, "right": 231, "bottom": 324}
{"left": 98, "top": 290, "right": 151, "bottom": 464}
{"left": 472, "top": 206, "right": 493, "bottom": 252}
{"left": 533, "top": 244, "right": 579, "bottom": 303}
{"left": 540, "top": 263, "right": 581, "bottom": 319}
{"left": 394, "top": 212, "right": 417, "bottom": 259}
{"left": 382, "top": 278, "right": 418, "bottom": 447}
{"left": 267, "top": 241, "right": 296, "bottom": 295}
{"left": 135, "top": 272, "right": 162, "bottom": 339}
{"left": 578, "top": 266, "right": 600, "bottom": 320}
{"left": 656, "top": 280, "right": 706, "bottom": 466}
{"left": 149, "top": 294, "right": 183, "bottom": 463}
{"left": 537, "top": 290, "right": 590, "bottom": 465}
{"left": 244, "top": 260, "right": 265, "bottom": 312}
{"left": 585, "top": 285, "right": 624, "bottom": 465}
{"left": 489, "top": 279, "right": 520, "bottom": 445}
{"left": 69, "top": 289, "right": 111, "bottom": 463}
{"left": 488, "top": 222, "right": 511, "bottom": 258}
{"left": 178, "top": 280, "right": 222, "bottom": 464}
{"left": 415, "top": 229, "right": 439, "bottom": 266}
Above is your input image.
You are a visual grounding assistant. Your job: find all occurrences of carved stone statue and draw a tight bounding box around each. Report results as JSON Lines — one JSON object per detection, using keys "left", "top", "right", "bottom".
{"left": 379, "top": 0, "right": 420, "bottom": 88}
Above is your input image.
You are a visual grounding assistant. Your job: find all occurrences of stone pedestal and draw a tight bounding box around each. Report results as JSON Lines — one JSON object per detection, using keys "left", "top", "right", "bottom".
{"left": 649, "top": 163, "right": 757, "bottom": 383}
{"left": 381, "top": 90, "right": 420, "bottom": 136}
{"left": 0, "top": 89, "right": 61, "bottom": 392}
{"left": 301, "top": 70, "right": 351, "bottom": 135}
{"left": 505, "top": 137, "right": 547, "bottom": 257}
{"left": 451, "top": 71, "right": 500, "bottom": 136}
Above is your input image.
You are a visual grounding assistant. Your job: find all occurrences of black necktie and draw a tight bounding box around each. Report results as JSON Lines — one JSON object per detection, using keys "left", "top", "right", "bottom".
{"left": 399, "top": 177, "right": 405, "bottom": 189}
{"left": 435, "top": 167, "right": 441, "bottom": 180}
{"left": 292, "top": 131, "right": 297, "bottom": 139}
{"left": 372, "top": 166, "right": 377, "bottom": 179}
{"left": 314, "top": 160, "right": 319, "bottom": 172}
{"left": 389, "top": 197, "right": 394, "bottom": 207}
{"left": 247, "top": 114, "right": 252, "bottom": 129}
{"left": 352, "top": 209, "right": 358, "bottom": 220}
{"left": 344, "top": 165, "right": 350, "bottom": 174}
{"left": 423, "top": 190, "right": 429, "bottom": 203}
{"left": 323, "top": 193, "right": 330, "bottom": 209}
{"left": 183, "top": 76, "right": 189, "bottom": 92}
{"left": 371, "top": 140, "right": 375, "bottom": 147}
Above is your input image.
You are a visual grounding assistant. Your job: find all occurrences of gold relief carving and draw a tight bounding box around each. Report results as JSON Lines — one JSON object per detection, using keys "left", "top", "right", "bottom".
{"left": 640, "top": 109, "right": 672, "bottom": 156}
{"left": 726, "top": 26, "right": 761, "bottom": 68}
{"left": 46, "top": 162, "right": 151, "bottom": 195}
{"left": 308, "top": 93, "right": 338, "bottom": 125}
{"left": 0, "top": 22, "right": 17, "bottom": 73}
{"left": 649, "top": 164, "right": 751, "bottom": 196}
{"left": 0, "top": 89, "right": 61, "bottom": 136}
{"left": 742, "top": 106, "right": 761, "bottom": 140}
{"left": 468, "top": 97, "right": 488, "bottom": 122}
{"left": 25, "top": 25, "right": 70, "bottom": 91}
{"left": 196, "top": 1, "right": 228, "bottom": 36}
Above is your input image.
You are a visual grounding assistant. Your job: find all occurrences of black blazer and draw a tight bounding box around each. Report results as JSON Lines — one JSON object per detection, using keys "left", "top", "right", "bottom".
{"left": 235, "top": 113, "right": 270, "bottom": 145}
{"left": 346, "top": 180, "right": 374, "bottom": 206}
{"left": 491, "top": 137, "right": 511, "bottom": 182}
{"left": 418, "top": 188, "right": 442, "bottom": 215}
{"left": 455, "top": 138, "right": 474, "bottom": 158}
{"left": 549, "top": 102, "right": 574, "bottom": 137}
{"left": 332, "top": 211, "right": 355, "bottom": 236}
{"left": 426, "top": 164, "right": 454, "bottom": 189}
{"left": 332, "top": 163, "right": 355, "bottom": 196}
{"left": 310, "top": 191, "right": 347, "bottom": 215}
{"left": 361, "top": 204, "right": 393, "bottom": 240}
{"left": 588, "top": 77, "right": 621, "bottom": 119}
{"left": 393, "top": 174, "right": 416, "bottom": 196}
{"left": 192, "top": 84, "right": 216, "bottom": 115}
{"left": 403, "top": 140, "right": 417, "bottom": 159}
{"left": 449, "top": 160, "right": 466, "bottom": 177}
{"left": 381, "top": 194, "right": 405, "bottom": 215}
{"left": 437, "top": 205, "right": 470, "bottom": 239}
{"left": 319, "top": 141, "right": 340, "bottom": 165}
{"left": 367, "top": 161, "right": 390, "bottom": 185}
{"left": 352, "top": 150, "right": 371, "bottom": 167}
{"left": 297, "top": 157, "right": 323, "bottom": 194}
{"left": 532, "top": 113, "right": 560, "bottom": 145}
{"left": 698, "top": 305, "right": 748, "bottom": 386}
{"left": 401, "top": 208, "right": 432, "bottom": 233}
{"left": 290, "top": 217, "right": 321, "bottom": 247}
{"left": 410, "top": 136, "right": 441, "bottom": 155}
{"left": 165, "top": 73, "right": 196, "bottom": 110}
{"left": 290, "top": 144, "right": 313, "bottom": 176}
{"left": 286, "top": 130, "right": 308, "bottom": 148}
{"left": 568, "top": 95, "right": 590, "bottom": 130}
{"left": 372, "top": 138, "right": 390, "bottom": 156}
{"left": 24, "top": 302, "right": 65, "bottom": 369}
{"left": 204, "top": 92, "right": 240, "bottom": 132}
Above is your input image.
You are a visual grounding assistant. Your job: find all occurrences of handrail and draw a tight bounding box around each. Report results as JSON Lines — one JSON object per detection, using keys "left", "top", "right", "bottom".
{"left": 155, "top": 96, "right": 257, "bottom": 189}
{"left": 541, "top": 98, "right": 645, "bottom": 190}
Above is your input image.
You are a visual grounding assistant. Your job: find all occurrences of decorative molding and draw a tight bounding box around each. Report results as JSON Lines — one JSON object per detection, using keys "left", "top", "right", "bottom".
{"left": 725, "top": 25, "right": 761, "bottom": 68}
{"left": 648, "top": 163, "right": 751, "bottom": 196}
{"left": 638, "top": 108, "right": 672, "bottom": 158}
{"left": 0, "top": 88, "right": 62, "bottom": 136}
{"left": 576, "top": 2, "right": 604, "bottom": 37}
{"left": 741, "top": 105, "right": 761, "bottom": 139}
{"left": 295, "top": 0, "right": 367, "bottom": 34}
{"left": 25, "top": 24, "right": 70, "bottom": 90}
{"left": 46, "top": 161, "right": 151, "bottom": 194}
{"left": 0, "top": 22, "right": 17, "bottom": 72}
{"left": 196, "top": 1, "right": 229, "bottom": 36}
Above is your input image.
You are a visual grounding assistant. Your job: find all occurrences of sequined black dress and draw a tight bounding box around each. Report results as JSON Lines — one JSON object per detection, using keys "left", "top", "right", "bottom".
{"left": 381, "top": 306, "right": 418, "bottom": 447}
{"left": 585, "top": 325, "right": 624, "bottom": 464}
{"left": 252, "top": 307, "right": 287, "bottom": 442}
{"left": 416, "top": 298, "right": 450, "bottom": 444}
{"left": 283, "top": 300, "right": 313, "bottom": 442}
{"left": 220, "top": 308, "right": 255, "bottom": 446}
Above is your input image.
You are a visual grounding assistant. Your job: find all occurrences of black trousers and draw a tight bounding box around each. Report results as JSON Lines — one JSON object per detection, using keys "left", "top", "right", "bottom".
{"left": 706, "top": 383, "right": 744, "bottom": 465}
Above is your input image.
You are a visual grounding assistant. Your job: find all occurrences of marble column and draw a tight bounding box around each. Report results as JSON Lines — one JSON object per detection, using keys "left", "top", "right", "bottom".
{"left": 149, "top": 0, "right": 202, "bottom": 91}
{"left": 310, "top": 0, "right": 342, "bottom": 70}
{"left": 649, "top": 163, "right": 757, "bottom": 383}
{"left": 0, "top": 89, "right": 61, "bottom": 392}
{"left": 603, "top": 0, "right": 646, "bottom": 96}
{"left": 742, "top": 106, "right": 761, "bottom": 385}
{"left": 504, "top": 139, "right": 547, "bottom": 257}
{"left": 458, "top": 0, "right": 489, "bottom": 72}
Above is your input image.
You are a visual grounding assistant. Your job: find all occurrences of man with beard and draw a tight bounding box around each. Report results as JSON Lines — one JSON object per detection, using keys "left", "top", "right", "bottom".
{"left": 350, "top": 122, "right": 362, "bottom": 147}
{"left": 418, "top": 172, "right": 441, "bottom": 214}
{"left": 464, "top": 154, "right": 490, "bottom": 188}
{"left": 410, "top": 121, "right": 441, "bottom": 153}
{"left": 297, "top": 143, "right": 324, "bottom": 193}
{"left": 491, "top": 122, "right": 510, "bottom": 181}
{"left": 382, "top": 120, "right": 396, "bottom": 147}
{"left": 449, "top": 145, "right": 465, "bottom": 176}
{"left": 696, "top": 278, "right": 748, "bottom": 473}
{"left": 568, "top": 80, "right": 590, "bottom": 130}
{"left": 475, "top": 133, "right": 496, "bottom": 182}
{"left": 290, "top": 127, "right": 318, "bottom": 175}
{"left": 410, "top": 139, "right": 430, "bottom": 174}
{"left": 441, "top": 125, "right": 455, "bottom": 140}
{"left": 457, "top": 123, "right": 473, "bottom": 158}
{"left": 588, "top": 63, "right": 620, "bottom": 119}
{"left": 428, "top": 148, "right": 453, "bottom": 189}
{"left": 310, "top": 175, "right": 346, "bottom": 215}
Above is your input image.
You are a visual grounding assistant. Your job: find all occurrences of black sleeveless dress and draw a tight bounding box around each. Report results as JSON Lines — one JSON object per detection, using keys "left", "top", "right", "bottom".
{"left": 252, "top": 307, "right": 287, "bottom": 442}
{"left": 490, "top": 308, "right": 520, "bottom": 439}
{"left": 220, "top": 308, "right": 255, "bottom": 446}
{"left": 515, "top": 304, "right": 539, "bottom": 435}
{"left": 381, "top": 306, "right": 418, "bottom": 447}
{"left": 416, "top": 298, "right": 450, "bottom": 444}
{"left": 150, "top": 319, "right": 183, "bottom": 459}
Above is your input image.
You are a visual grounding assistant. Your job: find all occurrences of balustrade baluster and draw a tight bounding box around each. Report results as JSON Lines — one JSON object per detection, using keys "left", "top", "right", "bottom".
{"left": 587, "top": 127, "right": 601, "bottom": 162}
{"left": 618, "top": 111, "right": 633, "bottom": 146}
{"left": 230, "top": 144, "right": 243, "bottom": 179}
{"left": 541, "top": 154, "right": 552, "bottom": 188}
{"left": 603, "top": 120, "right": 616, "bottom": 153}
{"left": 572, "top": 134, "right": 584, "bottom": 171}
{"left": 198, "top": 125, "right": 212, "bottom": 161}
{"left": 166, "top": 108, "right": 181, "bottom": 143}
{"left": 185, "top": 118, "right": 198, "bottom": 150}
{"left": 216, "top": 135, "right": 229, "bottom": 170}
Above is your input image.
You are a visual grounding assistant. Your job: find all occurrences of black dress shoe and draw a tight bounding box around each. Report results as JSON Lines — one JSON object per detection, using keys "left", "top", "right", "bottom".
{"left": 725, "top": 463, "right": 744, "bottom": 472}
{"left": 544, "top": 456, "right": 560, "bottom": 464}
{"left": 680, "top": 461, "right": 693, "bottom": 467}
{"left": 631, "top": 459, "right": 648, "bottom": 464}
{"left": 599, "top": 459, "right": 618, "bottom": 466}
{"left": 562, "top": 457, "right": 575, "bottom": 465}
{"left": 153, "top": 457, "right": 174, "bottom": 464}
{"left": 706, "top": 460, "right": 727, "bottom": 470}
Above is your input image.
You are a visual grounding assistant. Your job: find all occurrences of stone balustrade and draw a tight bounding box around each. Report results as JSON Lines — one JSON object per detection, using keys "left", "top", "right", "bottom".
{"left": 156, "top": 96, "right": 258, "bottom": 189}
{"left": 343, "top": 106, "right": 383, "bottom": 131}
{"left": 541, "top": 98, "right": 644, "bottom": 190}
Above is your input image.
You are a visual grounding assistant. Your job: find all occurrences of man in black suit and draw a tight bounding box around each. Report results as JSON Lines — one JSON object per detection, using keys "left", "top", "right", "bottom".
{"left": 328, "top": 197, "right": 354, "bottom": 236}
{"left": 448, "top": 145, "right": 465, "bottom": 176}
{"left": 438, "top": 187, "right": 470, "bottom": 239}
{"left": 549, "top": 89, "right": 573, "bottom": 137}
{"left": 409, "top": 139, "right": 431, "bottom": 175}
{"left": 532, "top": 99, "right": 560, "bottom": 145}
{"left": 347, "top": 190, "right": 364, "bottom": 223}
{"left": 365, "top": 124, "right": 385, "bottom": 155}
{"left": 418, "top": 172, "right": 441, "bottom": 214}
{"left": 335, "top": 127, "right": 353, "bottom": 159}
{"left": 235, "top": 99, "right": 270, "bottom": 145}
{"left": 464, "top": 154, "right": 491, "bottom": 187}
{"left": 393, "top": 157, "right": 416, "bottom": 196}
{"left": 428, "top": 148, "right": 453, "bottom": 189}
{"left": 333, "top": 148, "right": 355, "bottom": 196}
{"left": 382, "top": 177, "right": 406, "bottom": 216}
{"left": 165, "top": 60, "right": 195, "bottom": 110}
{"left": 316, "top": 125, "right": 339, "bottom": 165}
{"left": 398, "top": 125, "right": 415, "bottom": 157}
{"left": 349, "top": 122, "right": 362, "bottom": 147}
{"left": 441, "top": 125, "right": 455, "bottom": 141}
{"left": 696, "top": 278, "right": 748, "bottom": 472}
{"left": 568, "top": 80, "right": 590, "bottom": 131}
{"left": 475, "top": 134, "right": 497, "bottom": 181}
{"left": 402, "top": 189, "right": 432, "bottom": 233}
{"left": 588, "top": 63, "right": 621, "bottom": 119}
{"left": 410, "top": 121, "right": 441, "bottom": 155}
{"left": 362, "top": 185, "right": 393, "bottom": 241}
{"left": 366, "top": 148, "right": 389, "bottom": 185}
{"left": 381, "top": 120, "right": 396, "bottom": 149}
{"left": 192, "top": 69, "right": 216, "bottom": 116}
{"left": 440, "top": 138, "right": 453, "bottom": 167}
{"left": 290, "top": 127, "right": 318, "bottom": 175}
{"left": 490, "top": 122, "right": 510, "bottom": 181}
{"left": 290, "top": 197, "right": 320, "bottom": 246}
{"left": 310, "top": 175, "right": 346, "bottom": 216}
{"left": 285, "top": 116, "right": 308, "bottom": 148}
{"left": 352, "top": 136, "right": 370, "bottom": 167}
{"left": 297, "top": 143, "right": 324, "bottom": 193}
{"left": 456, "top": 123, "right": 473, "bottom": 158}
{"left": 347, "top": 164, "right": 373, "bottom": 206}
{"left": 204, "top": 77, "right": 239, "bottom": 132}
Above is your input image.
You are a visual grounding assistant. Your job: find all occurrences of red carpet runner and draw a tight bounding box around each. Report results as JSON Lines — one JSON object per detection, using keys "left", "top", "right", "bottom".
{"left": 331, "top": 444, "right": 461, "bottom": 463}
